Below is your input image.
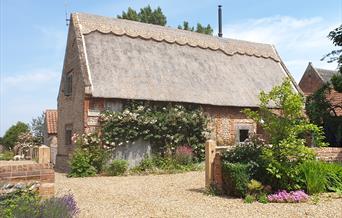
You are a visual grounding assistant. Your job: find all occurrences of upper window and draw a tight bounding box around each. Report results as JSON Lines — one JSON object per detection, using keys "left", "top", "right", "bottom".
{"left": 239, "top": 129, "right": 249, "bottom": 143}
{"left": 64, "top": 72, "right": 73, "bottom": 96}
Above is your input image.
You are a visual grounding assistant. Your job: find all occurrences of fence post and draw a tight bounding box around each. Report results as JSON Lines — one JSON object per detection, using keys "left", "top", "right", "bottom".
{"left": 38, "top": 145, "right": 51, "bottom": 164}
{"left": 205, "top": 140, "right": 217, "bottom": 188}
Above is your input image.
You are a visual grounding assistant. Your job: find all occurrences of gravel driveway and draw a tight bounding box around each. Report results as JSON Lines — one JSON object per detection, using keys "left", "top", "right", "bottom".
{"left": 55, "top": 171, "right": 342, "bottom": 218}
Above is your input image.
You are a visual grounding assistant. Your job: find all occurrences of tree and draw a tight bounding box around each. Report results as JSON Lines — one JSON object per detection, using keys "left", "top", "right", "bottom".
{"left": 117, "top": 5, "right": 166, "bottom": 26}
{"left": 117, "top": 5, "right": 213, "bottom": 35}
{"left": 322, "top": 24, "right": 342, "bottom": 92}
{"left": 2, "top": 122, "right": 30, "bottom": 150}
{"left": 178, "top": 21, "right": 213, "bottom": 35}
{"left": 243, "top": 79, "right": 326, "bottom": 190}
{"left": 244, "top": 79, "right": 326, "bottom": 147}
{"left": 30, "top": 112, "right": 45, "bottom": 144}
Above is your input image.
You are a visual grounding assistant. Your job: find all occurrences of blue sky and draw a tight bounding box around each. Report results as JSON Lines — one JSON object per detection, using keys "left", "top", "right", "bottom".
{"left": 1, "top": 0, "right": 341, "bottom": 136}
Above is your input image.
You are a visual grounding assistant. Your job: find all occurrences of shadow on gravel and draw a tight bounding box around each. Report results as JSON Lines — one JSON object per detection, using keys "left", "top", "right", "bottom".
{"left": 187, "top": 188, "right": 238, "bottom": 199}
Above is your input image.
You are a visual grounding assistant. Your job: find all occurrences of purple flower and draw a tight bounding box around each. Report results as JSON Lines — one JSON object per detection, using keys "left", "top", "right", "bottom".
{"left": 61, "top": 193, "right": 80, "bottom": 216}
{"left": 267, "top": 190, "right": 308, "bottom": 203}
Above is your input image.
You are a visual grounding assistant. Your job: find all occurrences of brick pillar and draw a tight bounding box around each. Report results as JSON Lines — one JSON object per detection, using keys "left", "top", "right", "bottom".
{"left": 213, "top": 153, "right": 223, "bottom": 190}
{"left": 38, "top": 145, "right": 51, "bottom": 164}
{"left": 205, "top": 140, "right": 217, "bottom": 187}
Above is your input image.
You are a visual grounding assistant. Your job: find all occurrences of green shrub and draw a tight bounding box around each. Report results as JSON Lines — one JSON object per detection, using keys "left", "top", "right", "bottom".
{"left": 257, "top": 193, "right": 269, "bottom": 204}
{"left": 89, "top": 147, "right": 110, "bottom": 173}
{"left": 0, "top": 150, "right": 14, "bottom": 160}
{"left": 244, "top": 194, "right": 255, "bottom": 203}
{"left": 221, "top": 162, "right": 251, "bottom": 197}
{"left": 131, "top": 155, "right": 202, "bottom": 174}
{"left": 321, "top": 162, "right": 342, "bottom": 192}
{"left": 0, "top": 189, "right": 41, "bottom": 218}
{"left": 247, "top": 179, "right": 264, "bottom": 195}
{"left": 107, "top": 159, "right": 129, "bottom": 176}
{"left": 74, "top": 132, "right": 110, "bottom": 173}
{"left": 260, "top": 136, "right": 316, "bottom": 190}
{"left": 221, "top": 137, "right": 265, "bottom": 181}
{"left": 68, "top": 148, "right": 97, "bottom": 177}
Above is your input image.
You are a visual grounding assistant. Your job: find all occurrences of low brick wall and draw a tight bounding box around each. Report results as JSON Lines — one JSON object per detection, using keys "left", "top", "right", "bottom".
{"left": 0, "top": 161, "right": 55, "bottom": 198}
{"left": 314, "top": 147, "right": 342, "bottom": 162}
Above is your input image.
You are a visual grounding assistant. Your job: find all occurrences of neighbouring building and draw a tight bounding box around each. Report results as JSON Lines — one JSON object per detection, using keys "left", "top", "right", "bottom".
{"left": 56, "top": 13, "right": 300, "bottom": 171}
{"left": 299, "top": 62, "right": 342, "bottom": 146}
{"left": 44, "top": 109, "right": 58, "bottom": 165}
{"left": 299, "top": 62, "right": 341, "bottom": 116}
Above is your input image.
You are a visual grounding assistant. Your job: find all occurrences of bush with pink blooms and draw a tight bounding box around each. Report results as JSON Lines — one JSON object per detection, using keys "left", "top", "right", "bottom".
{"left": 174, "top": 145, "right": 193, "bottom": 165}
{"left": 267, "top": 190, "right": 309, "bottom": 203}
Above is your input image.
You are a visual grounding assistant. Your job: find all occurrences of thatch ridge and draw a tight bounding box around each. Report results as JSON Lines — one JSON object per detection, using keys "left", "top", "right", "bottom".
{"left": 75, "top": 12, "right": 280, "bottom": 62}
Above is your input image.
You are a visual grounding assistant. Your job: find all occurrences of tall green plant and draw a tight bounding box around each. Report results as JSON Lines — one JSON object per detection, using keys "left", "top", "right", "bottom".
{"left": 243, "top": 79, "right": 326, "bottom": 190}
{"left": 300, "top": 161, "right": 327, "bottom": 194}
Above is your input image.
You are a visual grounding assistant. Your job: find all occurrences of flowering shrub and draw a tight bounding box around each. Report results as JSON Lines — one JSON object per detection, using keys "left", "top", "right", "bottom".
{"left": 40, "top": 194, "right": 80, "bottom": 218}
{"left": 100, "top": 101, "right": 210, "bottom": 161}
{"left": 267, "top": 190, "right": 309, "bottom": 203}
{"left": 72, "top": 132, "right": 109, "bottom": 173}
{"left": 0, "top": 185, "right": 79, "bottom": 218}
{"left": 174, "top": 145, "right": 193, "bottom": 165}
{"left": 68, "top": 148, "right": 97, "bottom": 177}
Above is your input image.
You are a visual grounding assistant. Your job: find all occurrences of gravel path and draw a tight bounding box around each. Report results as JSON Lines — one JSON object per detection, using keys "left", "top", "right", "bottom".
{"left": 55, "top": 171, "right": 342, "bottom": 218}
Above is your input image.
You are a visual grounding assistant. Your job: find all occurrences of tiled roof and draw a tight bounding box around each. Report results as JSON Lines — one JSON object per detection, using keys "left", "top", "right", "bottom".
{"left": 45, "top": 110, "right": 57, "bottom": 134}
{"left": 315, "top": 68, "right": 338, "bottom": 83}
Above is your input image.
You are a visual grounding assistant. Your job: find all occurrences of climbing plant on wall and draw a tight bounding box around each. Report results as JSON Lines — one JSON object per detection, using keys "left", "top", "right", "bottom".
{"left": 99, "top": 100, "right": 210, "bottom": 161}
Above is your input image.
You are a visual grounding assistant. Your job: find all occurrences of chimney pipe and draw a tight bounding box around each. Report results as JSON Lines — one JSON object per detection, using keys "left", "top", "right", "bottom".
{"left": 218, "top": 5, "right": 223, "bottom": 37}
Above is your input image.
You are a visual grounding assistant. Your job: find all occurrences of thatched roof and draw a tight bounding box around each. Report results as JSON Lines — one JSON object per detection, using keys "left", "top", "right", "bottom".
{"left": 72, "top": 12, "right": 299, "bottom": 107}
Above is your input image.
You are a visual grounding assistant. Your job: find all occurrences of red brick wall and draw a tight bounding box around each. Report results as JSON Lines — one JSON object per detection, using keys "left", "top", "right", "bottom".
{"left": 314, "top": 147, "right": 342, "bottom": 162}
{"left": 299, "top": 66, "right": 324, "bottom": 96}
{"left": 0, "top": 162, "right": 55, "bottom": 198}
{"left": 326, "top": 90, "right": 342, "bottom": 116}
{"left": 212, "top": 153, "right": 223, "bottom": 190}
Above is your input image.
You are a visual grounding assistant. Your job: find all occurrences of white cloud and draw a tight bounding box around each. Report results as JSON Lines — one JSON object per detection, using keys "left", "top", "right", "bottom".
{"left": 3, "top": 70, "right": 59, "bottom": 87}
{"left": 223, "top": 15, "right": 339, "bottom": 81}
{"left": 0, "top": 69, "right": 60, "bottom": 135}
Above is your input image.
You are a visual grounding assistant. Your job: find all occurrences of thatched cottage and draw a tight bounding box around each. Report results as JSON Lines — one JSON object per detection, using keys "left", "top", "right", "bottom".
{"left": 56, "top": 13, "right": 299, "bottom": 171}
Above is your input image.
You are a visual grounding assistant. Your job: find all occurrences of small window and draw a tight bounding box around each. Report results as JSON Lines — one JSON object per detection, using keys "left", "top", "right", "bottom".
{"left": 239, "top": 129, "right": 249, "bottom": 142}
{"left": 65, "top": 125, "right": 73, "bottom": 145}
{"left": 64, "top": 72, "right": 73, "bottom": 96}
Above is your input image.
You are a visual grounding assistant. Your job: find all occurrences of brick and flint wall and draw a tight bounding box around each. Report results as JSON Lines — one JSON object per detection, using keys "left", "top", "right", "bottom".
{"left": 0, "top": 161, "right": 55, "bottom": 198}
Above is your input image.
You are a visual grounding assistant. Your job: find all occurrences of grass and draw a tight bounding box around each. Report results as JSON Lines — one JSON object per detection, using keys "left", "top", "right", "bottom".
{"left": 300, "top": 160, "right": 342, "bottom": 194}
{"left": 129, "top": 156, "right": 204, "bottom": 175}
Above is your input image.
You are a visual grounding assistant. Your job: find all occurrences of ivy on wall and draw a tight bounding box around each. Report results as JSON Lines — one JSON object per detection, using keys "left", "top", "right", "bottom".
{"left": 99, "top": 101, "right": 210, "bottom": 160}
